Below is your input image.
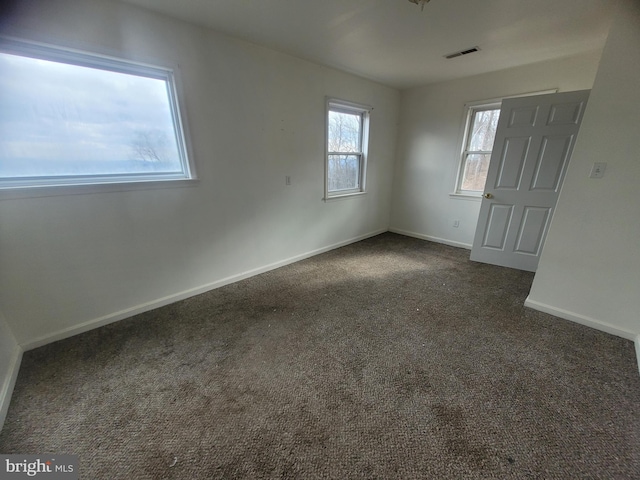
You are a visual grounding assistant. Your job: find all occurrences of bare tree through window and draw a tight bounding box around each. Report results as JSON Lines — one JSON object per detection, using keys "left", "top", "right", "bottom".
{"left": 327, "top": 108, "right": 363, "bottom": 192}
{"left": 460, "top": 108, "right": 500, "bottom": 191}
{"left": 131, "top": 130, "right": 170, "bottom": 163}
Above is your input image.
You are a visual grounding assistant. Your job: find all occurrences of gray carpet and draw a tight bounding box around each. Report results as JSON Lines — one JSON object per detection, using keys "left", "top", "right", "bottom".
{"left": 1, "top": 233, "right": 639, "bottom": 479}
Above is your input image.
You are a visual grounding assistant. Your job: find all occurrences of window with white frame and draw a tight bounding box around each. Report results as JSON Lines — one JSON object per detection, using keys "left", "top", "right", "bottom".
{"left": 455, "top": 103, "right": 501, "bottom": 194}
{"left": 326, "top": 99, "right": 370, "bottom": 198}
{"left": 0, "top": 38, "right": 194, "bottom": 190}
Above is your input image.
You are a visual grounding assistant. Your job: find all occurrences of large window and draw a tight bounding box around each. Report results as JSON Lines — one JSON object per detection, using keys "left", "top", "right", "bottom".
{"left": 456, "top": 103, "right": 501, "bottom": 194}
{"left": 325, "top": 99, "right": 370, "bottom": 198}
{"left": 0, "top": 38, "right": 194, "bottom": 190}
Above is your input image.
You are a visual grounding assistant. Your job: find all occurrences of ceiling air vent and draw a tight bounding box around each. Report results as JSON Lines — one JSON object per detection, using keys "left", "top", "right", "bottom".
{"left": 444, "top": 47, "right": 480, "bottom": 59}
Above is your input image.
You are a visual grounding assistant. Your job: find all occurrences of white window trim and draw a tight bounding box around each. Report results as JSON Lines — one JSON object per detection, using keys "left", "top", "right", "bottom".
{"left": 324, "top": 97, "right": 371, "bottom": 201}
{"left": 453, "top": 101, "right": 501, "bottom": 196}
{"left": 451, "top": 89, "right": 557, "bottom": 199}
{"left": 0, "top": 37, "right": 197, "bottom": 196}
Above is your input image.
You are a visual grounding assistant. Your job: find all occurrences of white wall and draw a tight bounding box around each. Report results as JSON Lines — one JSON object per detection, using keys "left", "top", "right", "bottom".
{"left": 390, "top": 51, "right": 602, "bottom": 248}
{"left": 526, "top": 0, "right": 640, "bottom": 340}
{"left": 0, "top": 309, "right": 21, "bottom": 431}
{"left": 0, "top": 0, "right": 399, "bottom": 346}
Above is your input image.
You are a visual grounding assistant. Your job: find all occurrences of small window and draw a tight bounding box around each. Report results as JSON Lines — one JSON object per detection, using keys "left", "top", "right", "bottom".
{"left": 326, "top": 99, "right": 370, "bottom": 198}
{"left": 456, "top": 104, "right": 501, "bottom": 194}
{"left": 0, "top": 38, "right": 194, "bottom": 190}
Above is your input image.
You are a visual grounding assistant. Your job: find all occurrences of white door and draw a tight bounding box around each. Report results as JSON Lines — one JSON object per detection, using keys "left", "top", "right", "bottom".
{"left": 470, "top": 90, "right": 590, "bottom": 272}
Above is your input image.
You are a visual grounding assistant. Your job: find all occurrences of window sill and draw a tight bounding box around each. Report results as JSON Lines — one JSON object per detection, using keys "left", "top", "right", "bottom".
{"left": 0, "top": 177, "right": 199, "bottom": 200}
{"left": 449, "top": 192, "right": 482, "bottom": 201}
{"left": 323, "top": 191, "right": 367, "bottom": 201}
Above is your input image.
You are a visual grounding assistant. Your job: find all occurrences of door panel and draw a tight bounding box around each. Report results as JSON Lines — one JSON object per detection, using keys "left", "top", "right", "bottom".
{"left": 514, "top": 207, "right": 550, "bottom": 254}
{"left": 470, "top": 90, "right": 590, "bottom": 272}
{"left": 495, "top": 137, "right": 530, "bottom": 189}
{"left": 547, "top": 101, "right": 585, "bottom": 125}
{"left": 530, "top": 136, "right": 573, "bottom": 191}
{"left": 508, "top": 106, "right": 538, "bottom": 127}
{"left": 483, "top": 204, "right": 513, "bottom": 249}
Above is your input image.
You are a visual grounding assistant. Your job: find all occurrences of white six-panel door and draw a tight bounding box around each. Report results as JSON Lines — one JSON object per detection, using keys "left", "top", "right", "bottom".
{"left": 470, "top": 90, "right": 590, "bottom": 272}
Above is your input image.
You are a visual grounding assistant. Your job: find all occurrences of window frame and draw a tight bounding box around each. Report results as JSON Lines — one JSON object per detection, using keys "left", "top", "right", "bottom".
{"left": 325, "top": 98, "right": 370, "bottom": 200}
{"left": 0, "top": 37, "right": 197, "bottom": 194}
{"left": 454, "top": 101, "right": 502, "bottom": 196}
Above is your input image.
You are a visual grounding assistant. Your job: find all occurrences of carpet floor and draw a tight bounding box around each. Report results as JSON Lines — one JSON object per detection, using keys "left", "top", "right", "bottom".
{"left": 1, "top": 233, "right": 639, "bottom": 479}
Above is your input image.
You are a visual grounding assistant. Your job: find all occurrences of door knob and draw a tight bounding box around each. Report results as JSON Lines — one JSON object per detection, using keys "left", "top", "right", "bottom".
{"left": 483, "top": 193, "right": 493, "bottom": 199}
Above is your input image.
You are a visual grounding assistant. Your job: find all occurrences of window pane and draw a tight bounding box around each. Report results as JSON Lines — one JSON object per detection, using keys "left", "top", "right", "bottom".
{"left": 328, "top": 110, "right": 361, "bottom": 153}
{"left": 0, "top": 51, "right": 185, "bottom": 180}
{"left": 328, "top": 154, "right": 360, "bottom": 191}
{"left": 468, "top": 109, "right": 500, "bottom": 151}
{"left": 461, "top": 153, "right": 491, "bottom": 191}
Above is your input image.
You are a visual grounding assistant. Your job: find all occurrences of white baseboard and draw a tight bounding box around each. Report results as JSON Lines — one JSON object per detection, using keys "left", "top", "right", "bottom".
{"left": 0, "top": 345, "right": 23, "bottom": 432}
{"left": 389, "top": 228, "right": 472, "bottom": 250}
{"left": 21, "top": 229, "right": 388, "bottom": 351}
{"left": 524, "top": 297, "right": 636, "bottom": 341}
